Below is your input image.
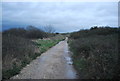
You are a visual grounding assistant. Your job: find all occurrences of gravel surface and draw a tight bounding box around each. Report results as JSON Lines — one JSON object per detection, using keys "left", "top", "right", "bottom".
{"left": 11, "top": 38, "right": 77, "bottom": 79}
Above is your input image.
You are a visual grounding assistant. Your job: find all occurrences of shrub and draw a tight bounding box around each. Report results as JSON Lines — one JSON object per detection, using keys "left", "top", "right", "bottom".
{"left": 26, "top": 26, "right": 47, "bottom": 39}
{"left": 3, "top": 26, "right": 48, "bottom": 39}
{"left": 2, "top": 34, "right": 38, "bottom": 79}
{"left": 3, "top": 28, "right": 26, "bottom": 38}
{"left": 69, "top": 27, "right": 119, "bottom": 79}
{"left": 70, "top": 27, "right": 118, "bottom": 39}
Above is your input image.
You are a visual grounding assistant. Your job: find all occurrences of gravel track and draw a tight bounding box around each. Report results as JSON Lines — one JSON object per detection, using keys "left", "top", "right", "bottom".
{"left": 11, "top": 38, "right": 77, "bottom": 79}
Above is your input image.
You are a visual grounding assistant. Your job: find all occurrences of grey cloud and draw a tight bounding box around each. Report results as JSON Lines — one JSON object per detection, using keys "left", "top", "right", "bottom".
{"left": 2, "top": 2, "right": 118, "bottom": 32}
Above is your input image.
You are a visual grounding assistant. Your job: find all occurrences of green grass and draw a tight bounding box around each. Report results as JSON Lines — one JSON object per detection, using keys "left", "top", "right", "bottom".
{"left": 36, "top": 39, "right": 63, "bottom": 53}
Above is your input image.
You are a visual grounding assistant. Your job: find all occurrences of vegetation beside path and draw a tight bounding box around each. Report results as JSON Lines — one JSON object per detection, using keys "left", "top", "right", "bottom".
{"left": 2, "top": 26, "right": 65, "bottom": 80}
{"left": 68, "top": 27, "right": 119, "bottom": 79}
{"left": 35, "top": 35, "right": 65, "bottom": 54}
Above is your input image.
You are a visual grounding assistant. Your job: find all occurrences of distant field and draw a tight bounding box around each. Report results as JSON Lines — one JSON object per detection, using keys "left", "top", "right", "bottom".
{"left": 68, "top": 27, "right": 119, "bottom": 79}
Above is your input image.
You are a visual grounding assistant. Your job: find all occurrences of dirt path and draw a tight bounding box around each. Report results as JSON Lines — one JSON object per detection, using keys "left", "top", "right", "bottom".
{"left": 11, "top": 37, "right": 77, "bottom": 79}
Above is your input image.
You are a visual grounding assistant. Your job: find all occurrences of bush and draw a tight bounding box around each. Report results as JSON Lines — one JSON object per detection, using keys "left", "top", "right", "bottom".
{"left": 70, "top": 27, "right": 118, "bottom": 39}
{"left": 26, "top": 26, "right": 47, "bottom": 39}
{"left": 2, "top": 34, "right": 38, "bottom": 79}
{"left": 69, "top": 27, "right": 119, "bottom": 79}
{"left": 3, "top": 28, "right": 26, "bottom": 38}
{"left": 3, "top": 26, "right": 48, "bottom": 39}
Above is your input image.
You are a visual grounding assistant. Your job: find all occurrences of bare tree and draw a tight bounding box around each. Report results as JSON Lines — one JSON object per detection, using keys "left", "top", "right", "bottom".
{"left": 44, "top": 25, "right": 55, "bottom": 33}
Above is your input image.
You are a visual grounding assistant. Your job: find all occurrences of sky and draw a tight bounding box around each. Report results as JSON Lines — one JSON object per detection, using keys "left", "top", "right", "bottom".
{"left": 2, "top": 2, "right": 118, "bottom": 33}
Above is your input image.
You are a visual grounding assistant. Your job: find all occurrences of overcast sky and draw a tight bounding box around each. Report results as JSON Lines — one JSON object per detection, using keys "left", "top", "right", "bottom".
{"left": 2, "top": 2, "right": 118, "bottom": 33}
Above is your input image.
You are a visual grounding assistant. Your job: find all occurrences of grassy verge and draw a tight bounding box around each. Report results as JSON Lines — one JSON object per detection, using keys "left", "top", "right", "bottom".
{"left": 68, "top": 27, "right": 119, "bottom": 79}
{"left": 35, "top": 39, "right": 64, "bottom": 53}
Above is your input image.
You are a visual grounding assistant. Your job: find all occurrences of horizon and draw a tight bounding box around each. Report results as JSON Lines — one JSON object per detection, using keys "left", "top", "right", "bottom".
{"left": 2, "top": 25, "right": 118, "bottom": 33}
